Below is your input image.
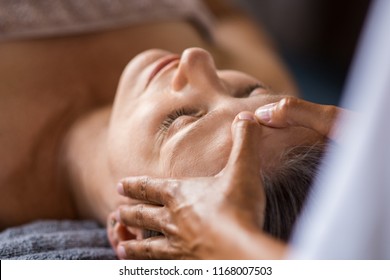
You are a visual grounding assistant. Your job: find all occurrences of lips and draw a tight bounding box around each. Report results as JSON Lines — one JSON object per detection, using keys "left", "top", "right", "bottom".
{"left": 146, "top": 54, "right": 180, "bottom": 87}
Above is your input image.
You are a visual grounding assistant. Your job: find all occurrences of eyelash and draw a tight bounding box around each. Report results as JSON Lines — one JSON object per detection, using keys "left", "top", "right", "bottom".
{"left": 159, "top": 84, "right": 262, "bottom": 132}
{"left": 160, "top": 108, "right": 199, "bottom": 132}
{"left": 239, "top": 83, "right": 262, "bottom": 98}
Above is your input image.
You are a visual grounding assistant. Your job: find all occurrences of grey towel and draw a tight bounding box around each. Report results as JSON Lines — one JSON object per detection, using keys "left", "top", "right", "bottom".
{"left": 0, "top": 220, "right": 117, "bottom": 260}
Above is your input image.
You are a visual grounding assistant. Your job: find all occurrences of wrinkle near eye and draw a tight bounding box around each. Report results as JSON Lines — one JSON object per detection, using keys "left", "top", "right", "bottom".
{"left": 160, "top": 110, "right": 232, "bottom": 177}
{"left": 155, "top": 107, "right": 204, "bottom": 149}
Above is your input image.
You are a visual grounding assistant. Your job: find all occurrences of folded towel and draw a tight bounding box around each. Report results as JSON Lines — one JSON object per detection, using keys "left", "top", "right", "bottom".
{"left": 0, "top": 220, "right": 116, "bottom": 260}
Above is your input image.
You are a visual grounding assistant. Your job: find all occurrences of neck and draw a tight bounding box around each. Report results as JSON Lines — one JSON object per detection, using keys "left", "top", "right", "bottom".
{"left": 61, "top": 106, "right": 123, "bottom": 224}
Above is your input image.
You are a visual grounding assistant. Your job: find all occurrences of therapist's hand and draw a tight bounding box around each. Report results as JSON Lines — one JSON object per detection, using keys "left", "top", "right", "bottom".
{"left": 110, "top": 113, "right": 285, "bottom": 259}
{"left": 255, "top": 96, "right": 348, "bottom": 141}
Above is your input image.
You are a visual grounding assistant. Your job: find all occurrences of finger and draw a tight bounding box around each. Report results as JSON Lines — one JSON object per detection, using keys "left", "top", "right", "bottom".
{"left": 107, "top": 211, "right": 118, "bottom": 229}
{"left": 107, "top": 212, "right": 138, "bottom": 249}
{"left": 255, "top": 96, "right": 339, "bottom": 137}
{"left": 118, "top": 176, "right": 178, "bottom": 206}
{"left": 106, "top": 212, "right": 120, "bottom": 248}
{"left": 117, "top": 204, "right": 168, "bottom": 233}
{"left": 117, "top": 237, "right": 185, "bottom": 260}
{"left": 226, "top": 111, "right": 264, "bottom": 179}
{"left": 224, "top": 112, "right": 266, "bottom": 225}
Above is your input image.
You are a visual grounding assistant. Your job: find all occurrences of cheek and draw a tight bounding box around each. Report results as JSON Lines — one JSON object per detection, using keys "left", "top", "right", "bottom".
{"left": 107, "top": 129, "right": 136, "bottom": 180}
{"left": 108, "top": 96, "right": 166, "bottom": 179}
{"left": 166, "top": 129, "right": 233, "bottom": 177}
{"left": 171, "top": 143, "right": 231, "bottom": 177}
{"left": 107, "top": 120, "right": 154, "bottom": 181}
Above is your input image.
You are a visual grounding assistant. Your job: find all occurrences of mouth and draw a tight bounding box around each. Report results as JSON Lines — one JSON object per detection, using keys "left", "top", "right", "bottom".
{"left": 146, "top": 54, "right": 180, "bottom": 88}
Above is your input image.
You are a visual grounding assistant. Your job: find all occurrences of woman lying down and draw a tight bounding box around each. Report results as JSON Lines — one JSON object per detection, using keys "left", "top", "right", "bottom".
{"left": 97, "top": 47, "right": 330, "bottom": 248}
{"left": 0, "top": 0, "right": 346, "bottom": 259}
{"left": 1, "top": 47, "right": 335, "bottom": 257}
{"left": 3, "top": 35, "right": 346, "bottom": 260}
{"left": 104, "top": 47, "right": 351, "bottom": 260}
{"left": 103, "top": 47, "right": 330, "bottom": 245}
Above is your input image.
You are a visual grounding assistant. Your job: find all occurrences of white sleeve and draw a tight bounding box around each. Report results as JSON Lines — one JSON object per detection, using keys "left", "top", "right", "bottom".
{"left": 289, "top": 0, "right": 390, "bottom": 259}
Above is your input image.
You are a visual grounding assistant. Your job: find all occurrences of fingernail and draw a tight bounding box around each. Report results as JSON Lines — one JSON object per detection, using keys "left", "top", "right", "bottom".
{"left": 117, "top": 182, "right": 124, "bottom": 195}
{"left": 255, "top": 109, "right": 271, "bottom": 122}
{"left": 115, "top": 209, "right": 121, "bottom": 223}
{"left": 117, "top": 245, "right": 126, "bottom": 259}
{"left": 237, "top": 112, "right": 255, "bottom": 121}
{"left": 255, "top": 104, "right": 275, "bottom": 122}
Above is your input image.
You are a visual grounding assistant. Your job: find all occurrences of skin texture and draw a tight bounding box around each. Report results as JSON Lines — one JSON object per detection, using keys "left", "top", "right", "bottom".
{"left": 109, "top": 97, "right": 347, "bottom": 259}
{"left": 60, "top": 47, "right": 320, "bottom": 229}
{"left": 255, "top": 96, "right": 346, "bottom": 142}
{"left": 0, "top": 2, "right": 298, "bottom": 229}
{"left": 0, "top": 1, "right": 340, "bottom": 259}
{"left": 104, "top": 49, "right": 338, "bottom": 259}
{"left": 110, "top": 115, "right": 287, "bottom": 259}
{"left": 107, "top": 48, "right": 322, "bottom": 183}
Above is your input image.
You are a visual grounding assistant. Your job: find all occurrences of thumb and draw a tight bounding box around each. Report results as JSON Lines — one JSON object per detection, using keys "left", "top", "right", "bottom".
{"left": 255, "top": 96, "right": 339, "bottom": 138}
{"left": 225, "top": 111, "right": 264, "bottom": 182}
{"left": 223, "top": 111, "right": 266, "bottom": 226}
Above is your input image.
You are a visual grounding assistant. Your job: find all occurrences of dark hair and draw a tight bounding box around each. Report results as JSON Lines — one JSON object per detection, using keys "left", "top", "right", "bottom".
{"left": 261, "top": 142, "right": 327, "bottom": 241}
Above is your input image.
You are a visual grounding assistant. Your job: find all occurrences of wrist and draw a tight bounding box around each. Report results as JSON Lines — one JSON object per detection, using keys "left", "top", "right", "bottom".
{"left": 204, "top": 211, "right": 287, "bottom": 259}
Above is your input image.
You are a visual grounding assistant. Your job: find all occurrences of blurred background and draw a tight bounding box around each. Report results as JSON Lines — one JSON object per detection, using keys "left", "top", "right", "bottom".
{"left": 233, "top": 0, "right": 372, "bottom": 105}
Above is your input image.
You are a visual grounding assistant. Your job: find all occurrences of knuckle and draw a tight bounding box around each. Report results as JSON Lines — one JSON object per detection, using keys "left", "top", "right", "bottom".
{"left": 135, "top": 204, "right": 145, "bottom": 227}
{"left": 139, "top": 176, "right": 151, "bottom": 200}
{"left": 280, "top": 96, "right": 298, "bottom": 107}
{"left": 279, "top": 96, "right": 294, "bottom": 112}
{"left": 278, "top": 96, "right": 297, "bottom": 121}
{"left": 165, "top": 180, "right": 180, "bottom": 203}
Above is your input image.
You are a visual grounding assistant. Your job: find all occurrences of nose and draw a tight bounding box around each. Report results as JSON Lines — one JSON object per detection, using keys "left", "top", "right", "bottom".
{"left": 171, "top": 48, "right": 224, "bottom": 92}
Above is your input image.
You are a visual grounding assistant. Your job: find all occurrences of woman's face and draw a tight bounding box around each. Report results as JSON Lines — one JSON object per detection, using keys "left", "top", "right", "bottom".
{"left": 108, "top": 48, "right": 321, "bottom": 180}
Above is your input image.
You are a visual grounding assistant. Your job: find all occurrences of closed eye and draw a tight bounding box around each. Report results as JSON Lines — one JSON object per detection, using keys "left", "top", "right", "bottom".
{"left": 160, "top": 108, "right": 201, "bottom": 133}
{"left": 237, "top": 83, "right": 264, "bottom": 98}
